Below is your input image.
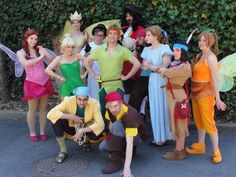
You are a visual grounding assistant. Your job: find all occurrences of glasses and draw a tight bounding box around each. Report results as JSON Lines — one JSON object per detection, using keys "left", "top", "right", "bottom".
{"left": 95, "top": 34, "right": 105, "bottom": 38}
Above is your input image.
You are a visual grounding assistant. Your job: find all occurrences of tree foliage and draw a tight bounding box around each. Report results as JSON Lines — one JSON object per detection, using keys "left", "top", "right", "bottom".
{"left": 0, "top": 0, "right": 236, "bottom": 121}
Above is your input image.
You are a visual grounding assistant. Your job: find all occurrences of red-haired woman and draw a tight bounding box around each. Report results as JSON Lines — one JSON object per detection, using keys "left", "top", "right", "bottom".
{"left": 17, "top": 28, "right": 56, "bottom": 142}
{"left": 186, "top": 30, "right": 226, "bottom": 163}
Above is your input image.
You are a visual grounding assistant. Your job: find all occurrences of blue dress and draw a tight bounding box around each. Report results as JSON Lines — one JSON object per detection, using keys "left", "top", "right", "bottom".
{"left": 141, "top": 44, "right": 172, "bottom": 142}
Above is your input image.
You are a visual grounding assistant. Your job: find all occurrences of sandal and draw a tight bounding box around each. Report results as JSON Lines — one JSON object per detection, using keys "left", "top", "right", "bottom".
{"left": 55, "top": 152, "right": 68, "bottom": 164}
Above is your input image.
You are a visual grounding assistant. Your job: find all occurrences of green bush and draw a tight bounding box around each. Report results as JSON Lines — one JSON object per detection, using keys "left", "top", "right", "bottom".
{"left": 1, "top": 0, "right": 235, "bottom": 121}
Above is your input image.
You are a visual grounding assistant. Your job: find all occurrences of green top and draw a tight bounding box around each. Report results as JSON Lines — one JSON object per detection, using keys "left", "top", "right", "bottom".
{"left": 90, "top": 44, "right": 133, "bottom": 92}
{"left": 60, "top": 61, "right": 84, "bottom": 96}
{"left": 76, "top": 106, "right": 85, "bottom": 117}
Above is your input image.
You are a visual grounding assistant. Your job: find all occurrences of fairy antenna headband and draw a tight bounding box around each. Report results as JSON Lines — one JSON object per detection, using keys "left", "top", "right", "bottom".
{"left": 70, "top": 11, "right": 82, "bottom": 21}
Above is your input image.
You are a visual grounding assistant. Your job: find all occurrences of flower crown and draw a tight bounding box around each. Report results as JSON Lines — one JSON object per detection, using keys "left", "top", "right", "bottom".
{"left": 70, "top": 11, "right": 82, "bottom": 21}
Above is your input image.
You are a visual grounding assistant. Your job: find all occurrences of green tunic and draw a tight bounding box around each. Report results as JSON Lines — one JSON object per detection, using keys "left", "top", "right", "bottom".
{"left": 90, "top": 44, "right": 134, "bottom": 122}
{"left": 60, "top": 61, "right": 84, "bottom": 96}
{"left": 90, "top": 44, "right": 133, "bottom": 93}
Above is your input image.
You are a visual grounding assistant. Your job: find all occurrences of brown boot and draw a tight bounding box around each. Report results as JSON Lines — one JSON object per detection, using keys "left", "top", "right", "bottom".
{"left": 164, "top": 149, "right": 176, "bottom": 155}
{"left": 101, "top": 161, "right": 123, "bottom": 174}
{"left": 101, "top": 152, "right": 124, "bottom": 174}
{"left": 102, "top": 134, "right": 126, "bottom": 174}
{"left": 162, "top": 149, "right": 186, "bottom": 160}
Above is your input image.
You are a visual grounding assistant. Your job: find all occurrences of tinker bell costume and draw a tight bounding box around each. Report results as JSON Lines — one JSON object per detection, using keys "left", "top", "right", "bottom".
{"left": 60, "top": 60, "right": 84, "bottom": 96}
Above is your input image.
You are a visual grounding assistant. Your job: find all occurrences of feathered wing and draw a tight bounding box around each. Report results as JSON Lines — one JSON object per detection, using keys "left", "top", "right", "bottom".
{"left": 0, "top": 43, "right": 24, "bottom": 77}
{"left": 218, "top": 53, "right": 236, "bottom": 92}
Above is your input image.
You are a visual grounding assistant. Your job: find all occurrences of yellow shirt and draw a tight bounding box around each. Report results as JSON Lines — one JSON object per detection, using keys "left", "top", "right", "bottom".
{"left": 47, "top": 96, "right": 104, "bottom": 136}
{"left": 105, "top": 104, "right": 138, "bottom": 137}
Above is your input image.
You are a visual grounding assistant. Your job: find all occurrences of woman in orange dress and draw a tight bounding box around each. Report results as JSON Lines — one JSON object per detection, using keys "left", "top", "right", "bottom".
{"left": 186, "top": 30, "right": 226, "bottom": 164}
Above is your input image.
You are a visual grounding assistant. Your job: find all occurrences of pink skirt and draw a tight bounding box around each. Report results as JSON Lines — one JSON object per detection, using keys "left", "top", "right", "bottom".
{"left": 23, "top": 79, "right": 56, "bottom": 100}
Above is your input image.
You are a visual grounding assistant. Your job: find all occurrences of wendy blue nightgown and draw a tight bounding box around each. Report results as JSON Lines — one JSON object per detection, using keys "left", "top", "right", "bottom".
{"left": 141, "top": 44, "right": 172, "bottom": 142}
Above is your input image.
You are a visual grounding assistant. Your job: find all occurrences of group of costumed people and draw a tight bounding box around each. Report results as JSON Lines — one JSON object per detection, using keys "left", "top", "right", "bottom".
{"left": 1, "top": 4, "right": 236, "bottom": 177}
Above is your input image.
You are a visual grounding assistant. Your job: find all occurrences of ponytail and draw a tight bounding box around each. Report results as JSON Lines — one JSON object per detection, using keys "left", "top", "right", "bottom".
{"left": 211, "top": 29, "right": 218, "bottom": 56}
{"left": 160, "top": 29, "right": 169, "bottom": 44}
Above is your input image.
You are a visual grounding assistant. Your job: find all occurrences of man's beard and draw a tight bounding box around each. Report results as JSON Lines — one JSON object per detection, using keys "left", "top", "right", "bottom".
{"left": 127, "top": 19, "right": 132, "bottom": 25}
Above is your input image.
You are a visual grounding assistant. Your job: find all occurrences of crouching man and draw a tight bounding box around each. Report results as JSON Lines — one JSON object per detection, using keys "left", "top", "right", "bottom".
{"left": 47, "top": 86, "right": 105, "bottom": 163}
{"left": 99, "top": 91, "right": 147, "bottom": 176}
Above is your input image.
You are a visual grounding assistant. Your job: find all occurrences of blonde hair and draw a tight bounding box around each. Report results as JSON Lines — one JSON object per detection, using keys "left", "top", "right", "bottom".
{"left": 198, "top": 29, "right": 218, "bottom": 56}
{"left": 61, "top": 33, "right": 75, "bottom": 48}
{"left": 146, "top": 25, "right": 168, "bottom": 44}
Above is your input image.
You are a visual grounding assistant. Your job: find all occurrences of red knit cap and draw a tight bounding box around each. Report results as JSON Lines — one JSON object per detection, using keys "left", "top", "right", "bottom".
{"left": 105, "top": 91, "right": 122, "bottom": 103}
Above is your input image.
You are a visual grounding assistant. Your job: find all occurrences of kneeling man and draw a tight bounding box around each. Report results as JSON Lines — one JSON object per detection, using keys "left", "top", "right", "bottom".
{"left": 47, "top": 86, "right": 104, "bottom": 163}
{"left": 100, "top": 91, "right": 147, "bottom": 176}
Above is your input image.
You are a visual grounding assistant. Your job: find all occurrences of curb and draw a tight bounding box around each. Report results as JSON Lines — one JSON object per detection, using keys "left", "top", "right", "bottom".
{"left": 188, "top": 122, "right": 236, "bottom": 133}
{"left": 0, "top": 110, "right": 28, "bottom": 121}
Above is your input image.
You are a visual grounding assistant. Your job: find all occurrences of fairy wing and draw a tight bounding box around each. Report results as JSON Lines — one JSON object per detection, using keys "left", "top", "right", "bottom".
{"left": 85, "top": 19, "right": 121, "bottom": 41}
{"left": 218, "top": 69, "right": 234, "bottom": 92}
{"left": 218, "top": 53, "right": 236, "bottom": 92}
{"left": 59, "top": 20, "right": 74, "bottom": 44}
{"left": 0, "top": 43, "right": 24, "bottom": 77}
{"left": 43, "top": 48, "right": 57, "bottom": 65}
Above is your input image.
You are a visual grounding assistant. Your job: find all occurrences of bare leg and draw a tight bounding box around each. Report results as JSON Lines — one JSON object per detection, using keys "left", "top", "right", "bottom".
{"left": 176, "top": 135, "right": 185, "bottom": 151}
{"left": 39, "top": 95, "right": 49, "bottom": 135}
{"left": 210, "top": 132, "right": 222, "bottom": 163}
{"left": 27, "top": 99, "right": 39, "bottom": 136}
{"left": 198, "top": 129, "right": 206, "bottom": 144}
{"left": 209, "top": 132, "right": 219, "bottom": 151}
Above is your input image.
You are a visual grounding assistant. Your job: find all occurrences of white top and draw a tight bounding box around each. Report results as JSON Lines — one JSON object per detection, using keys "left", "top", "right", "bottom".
{"left": 123, "top": 26, "right": 133, "bottom": 38}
